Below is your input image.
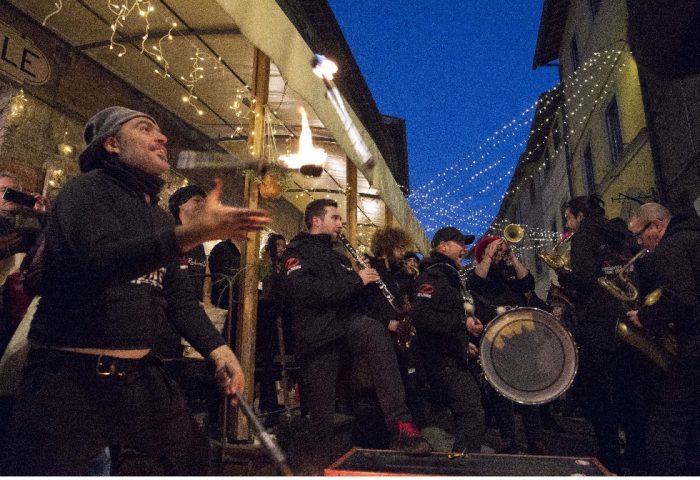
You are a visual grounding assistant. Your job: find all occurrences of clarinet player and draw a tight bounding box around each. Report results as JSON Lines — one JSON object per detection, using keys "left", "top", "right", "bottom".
{"left": 281, "top": 199, "right": 429, "bottom": 473}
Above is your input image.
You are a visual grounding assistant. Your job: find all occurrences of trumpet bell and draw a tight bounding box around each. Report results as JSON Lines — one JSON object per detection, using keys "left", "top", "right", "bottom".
{"left": 503, "top": 224, "right": 524, "bottom": 243}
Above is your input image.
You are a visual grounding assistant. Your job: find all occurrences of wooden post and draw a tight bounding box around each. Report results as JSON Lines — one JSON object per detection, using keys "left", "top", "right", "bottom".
{"left": 236, "top": 47, "right": 270, "bottom": 440}
{"left": 384, "top": 203, "right": 394, "bottom": 228}
{"left": 346, "top": 159, "right": 358, "bottom": 245}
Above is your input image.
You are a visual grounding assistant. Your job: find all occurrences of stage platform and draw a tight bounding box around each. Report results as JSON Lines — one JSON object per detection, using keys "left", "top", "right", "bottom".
{"left": 325, "top": 448, "right": 611, "bottom": 476}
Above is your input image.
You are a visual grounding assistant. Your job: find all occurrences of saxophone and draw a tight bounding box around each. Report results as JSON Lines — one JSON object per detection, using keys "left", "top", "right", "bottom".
{"left": 597, "top": 249, "right": 677, "bottom": 371}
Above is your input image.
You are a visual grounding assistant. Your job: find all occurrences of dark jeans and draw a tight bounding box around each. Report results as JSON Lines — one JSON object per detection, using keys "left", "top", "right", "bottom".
{"left": 574, "top": 341, "right": 621, "bottom": 470}
{"left": 396, "top": 346, "right": 427, "bottom": 428}
{"left": 298, "top": 315, "right": 413, "bottom": 468}
{"left": 298, "top": 340, "right": 344, "bottom": 469}
{"left": 430, "top": 362, "right": 485, "bottom": 453}
{"left": 0, "top": 349, "right": 209, "bottom": 475}
{"left": 646, "top": 354, "right": 700, "bottom": 475}
{"left": 344, "top": 315, "right": 411, "bottom": 427}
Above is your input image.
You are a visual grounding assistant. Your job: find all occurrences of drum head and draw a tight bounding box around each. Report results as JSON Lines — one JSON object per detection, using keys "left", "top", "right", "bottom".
{"left": 479, "top": 308, "right": 578, "bottom": 405}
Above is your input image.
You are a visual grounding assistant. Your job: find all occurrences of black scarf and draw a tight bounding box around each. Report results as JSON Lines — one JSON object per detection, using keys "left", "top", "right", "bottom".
{"left": 101, "top": 155, "right": 165, "bottom": 203}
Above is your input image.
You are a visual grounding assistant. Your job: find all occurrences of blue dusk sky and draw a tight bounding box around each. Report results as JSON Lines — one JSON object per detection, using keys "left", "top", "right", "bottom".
{"left": 327, "top": 1, "right": 560, "bottom": 238}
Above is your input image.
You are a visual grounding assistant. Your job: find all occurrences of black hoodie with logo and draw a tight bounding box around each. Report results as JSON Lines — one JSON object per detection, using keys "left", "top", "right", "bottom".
{"left": 411, "top": 252, "right": 469, "bottom": 370}
{"left": 281, "top": 232, "right": 364, "bottom": 357}
{"left": 29, "top": 168, "right": 224, "bottom": 356}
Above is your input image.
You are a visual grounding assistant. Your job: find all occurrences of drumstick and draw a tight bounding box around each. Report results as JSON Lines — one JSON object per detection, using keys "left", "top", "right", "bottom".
{"left": 234, "top": 392, "right": 293, "bottom": 476}
{"left": 217, "top": 366, "right": 293, "bottom": 475}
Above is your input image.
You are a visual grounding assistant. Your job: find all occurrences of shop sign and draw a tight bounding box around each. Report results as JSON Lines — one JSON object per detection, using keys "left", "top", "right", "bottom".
{"left": 0, "top": 21, "right": 50, "bottom": 86}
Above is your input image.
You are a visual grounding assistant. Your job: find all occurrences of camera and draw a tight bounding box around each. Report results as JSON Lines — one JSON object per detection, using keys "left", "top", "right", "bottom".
{"left": 2, "top": 187, "right": 38, "bottom": 208}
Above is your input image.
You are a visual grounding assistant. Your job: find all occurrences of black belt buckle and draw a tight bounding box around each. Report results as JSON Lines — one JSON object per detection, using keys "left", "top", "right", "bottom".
{"left": 96, "top": 355, "right": 126, "bottom": 378}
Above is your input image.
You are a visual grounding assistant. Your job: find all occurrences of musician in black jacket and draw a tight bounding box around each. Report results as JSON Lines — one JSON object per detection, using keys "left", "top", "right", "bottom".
{"left": 468, "top": 235, "right": 546, "bottom": 455}
{"left": 412, "top": 227, "right": 486, "bottom": 453}
{"left": 367, "top": 226, "right": 425, "bottom": 427}
{"left": 560, "top": 194, "right": 644, "bottom": 473}
{"left": 281, "top": 200, "right": 429, "bottom": 471}
{"left": 627, "top": 203, "right": 700, "bottom": 475}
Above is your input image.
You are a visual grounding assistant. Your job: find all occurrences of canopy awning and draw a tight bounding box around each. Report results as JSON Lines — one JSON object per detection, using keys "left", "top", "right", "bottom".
{"left": 9, "top": 0, "right": 428, "bottom": 251}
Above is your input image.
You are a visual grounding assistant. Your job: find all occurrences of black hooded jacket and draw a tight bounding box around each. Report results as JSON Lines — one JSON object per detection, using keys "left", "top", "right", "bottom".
{"left": 281, "top": 232, "right": 364, "bottom": 357}
{"left": 411, "top": 252, "right": 469, "bottom": 369}
{"left": 559, "top": 214, "right": 634, "bottom": 350}
{"left": 637, "top": 212, "right": 700, "bottom": 357}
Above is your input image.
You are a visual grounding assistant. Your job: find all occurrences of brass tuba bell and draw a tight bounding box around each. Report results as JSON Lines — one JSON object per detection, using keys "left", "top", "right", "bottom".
{"left": 597, "top": 248, "right": 649, "bottom": 304}
{"left": 538, "top": 231, "right": 573, "bottom": 273}
{"left": 503, "top": 224, "right": 525, "bottom": 243}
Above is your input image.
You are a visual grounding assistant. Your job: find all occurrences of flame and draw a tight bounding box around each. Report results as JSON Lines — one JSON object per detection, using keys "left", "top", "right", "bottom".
{"left": 279, "top": 107, "right": 327, "bottom": 176}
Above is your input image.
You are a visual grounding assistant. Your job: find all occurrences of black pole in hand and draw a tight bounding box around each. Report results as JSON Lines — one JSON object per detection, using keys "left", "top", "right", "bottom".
{"left": 233, "top": 392, "right": 293, "bottom": 476}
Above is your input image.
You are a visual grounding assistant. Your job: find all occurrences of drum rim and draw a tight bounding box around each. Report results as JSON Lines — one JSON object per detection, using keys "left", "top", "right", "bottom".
{"left": 478, "top": 307, "right": 579, "bottom": 405}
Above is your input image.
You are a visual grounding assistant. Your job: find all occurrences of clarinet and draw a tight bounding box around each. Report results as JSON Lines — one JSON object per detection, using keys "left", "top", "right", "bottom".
{"left": 337, "top": 233, "right": 415, "bottom": 350}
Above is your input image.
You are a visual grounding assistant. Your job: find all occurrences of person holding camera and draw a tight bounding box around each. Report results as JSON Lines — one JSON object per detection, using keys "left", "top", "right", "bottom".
{"left": 0, "top": 172, "right": 47, "bottom": 356}
{"left": 0, "top": 171, "right": 46, "bottom": 262}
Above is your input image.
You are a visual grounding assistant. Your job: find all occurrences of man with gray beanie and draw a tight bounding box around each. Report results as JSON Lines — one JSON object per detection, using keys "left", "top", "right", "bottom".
{"left": 0, "top": 106, "right": 270, "bottom": 475}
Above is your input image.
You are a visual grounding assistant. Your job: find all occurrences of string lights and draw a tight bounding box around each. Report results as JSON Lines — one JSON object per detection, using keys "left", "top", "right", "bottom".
{"left": 35, "top": 2, "right": 629, "bottom": 252}
{"left": 9, "top": 89, "right": 27, "bottom": 118}
{"left": 106, "top": 0, "right": 155, "bottom": 58}
{"left": 143, "top": 21, "right": 177, "bottom": 78}
{"left": 409, "top": 48, "right": 627, "bottom": 242}
{"left": 42, "top": 0, "right": 63, "bottom": 26}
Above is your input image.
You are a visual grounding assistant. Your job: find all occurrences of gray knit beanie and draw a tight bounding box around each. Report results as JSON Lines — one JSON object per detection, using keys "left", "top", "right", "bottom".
{"left": 78, "top": 106, "right": 156, "bottom": 172}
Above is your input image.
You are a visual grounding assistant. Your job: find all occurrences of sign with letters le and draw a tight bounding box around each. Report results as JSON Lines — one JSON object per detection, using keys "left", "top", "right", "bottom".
{"left": 0, "top": 21, "right": 50, "bottom": 86}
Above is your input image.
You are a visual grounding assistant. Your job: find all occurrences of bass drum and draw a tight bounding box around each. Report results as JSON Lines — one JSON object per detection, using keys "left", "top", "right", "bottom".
{"left": 479, "top": 307, "right": 578, "bottom": 405}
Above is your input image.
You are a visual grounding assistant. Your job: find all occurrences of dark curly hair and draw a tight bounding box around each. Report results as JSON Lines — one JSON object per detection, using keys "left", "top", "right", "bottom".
{"left": 370, "top": 227, "right": 412, "bottom": 258}
{"left": 565, "top": 194, "right": 605, "bottom": 219}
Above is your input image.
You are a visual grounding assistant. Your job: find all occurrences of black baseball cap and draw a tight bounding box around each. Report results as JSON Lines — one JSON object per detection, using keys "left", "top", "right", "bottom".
{"left": 168, "top": 185, "right": 207, "bottom": 222}
{"left": 430, "top": 226, "right": 475, "bottom": 248}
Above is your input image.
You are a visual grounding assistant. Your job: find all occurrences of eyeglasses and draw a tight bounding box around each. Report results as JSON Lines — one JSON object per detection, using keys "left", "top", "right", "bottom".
{"left": 632, "top": 222, "right": 652, "bottom": 239}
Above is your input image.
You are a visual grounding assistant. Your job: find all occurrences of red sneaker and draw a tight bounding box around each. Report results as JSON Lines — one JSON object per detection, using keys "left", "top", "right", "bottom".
{"left": 390, "top": 421, "right": 432, "bottom": 455}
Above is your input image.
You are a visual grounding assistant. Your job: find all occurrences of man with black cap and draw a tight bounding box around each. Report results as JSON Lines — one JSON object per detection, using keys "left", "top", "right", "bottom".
{"left": 411, "top": 226, "right": 487, "bottom": 454}
{"left": 0, "top": 106, "right": 270, "bottom": 475}
{"left": 153, "top": 185, "right": 209, "bottom": 360}
{"left": 169, "top": 184, "right": 208, "bottom": 301}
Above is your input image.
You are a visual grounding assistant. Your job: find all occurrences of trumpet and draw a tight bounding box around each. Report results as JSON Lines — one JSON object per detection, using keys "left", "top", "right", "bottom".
{"left": 502, "top": 224, "right": 525, "bottom": 244}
